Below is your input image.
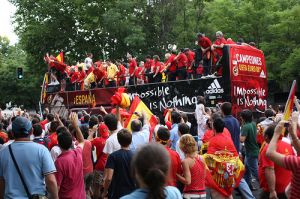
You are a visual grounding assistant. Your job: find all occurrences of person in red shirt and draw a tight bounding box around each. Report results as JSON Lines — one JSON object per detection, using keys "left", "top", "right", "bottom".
{"left": 259, "top": 125, "right": 294, "bottom": 199}
{"left": 177, "top": 134, "right": 206, "bottom": 198}
{"left": 135, "top": 61, "right": 146, "bottom": 85}
{"left": 184, "top": 48, "right": 195, "bottom": 79}
{"left": 205, "top": 117, "right": 243, "bottom": 198}
{"left": 211, "top": 31, "right": 227, "bottom": 76}
{"left": 87, "top": 123, "right": 109, "bottom": 199}
{"left": 152, "top": 55, "right": 164, "bottom": 83}
{"left": 197, "top": 33, "right": 212, "bottom": 76}
{"left": 77, "top": 66, "right": 86, "bottom": 90}
{"left": 266, "top": 112, "right": 300, "bottom": 199}
{"left": 47, "top": 121, "right": 60, "bottom": 150}
{"left": 164, "top": 52, "right": 177, "bottom": 81}
{"left": 128, "top": 55, "right": 137, "bottom": 85}
{"left": 0, "top": 123, "right": 8, "bottom": 143}
{"left": 155, "top": 126, "right": 182, "bottom": 187}
{"left": 144, "top": 55, "right": 155, "bottom": 83}
{"left": 116, "top": 60, "right": 126, "bottom": 86}
{"left": 55, "top": 113, "right": 86, "bottom": 199}
{"left": 92, "top": 64, "right": 106, "bottom": 88}
{"left": 174, "top": 49, "right": 188, "bottom": 80}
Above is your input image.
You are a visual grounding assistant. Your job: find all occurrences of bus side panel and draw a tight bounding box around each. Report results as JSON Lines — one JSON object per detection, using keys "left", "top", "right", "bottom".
{"left": 229, "top": 45, "right": 268, "bottom": 115}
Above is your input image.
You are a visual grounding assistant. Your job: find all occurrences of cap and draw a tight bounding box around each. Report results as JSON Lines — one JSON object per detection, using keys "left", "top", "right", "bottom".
{"left": 12, "top": 117, "right": 32, "bottom": 135}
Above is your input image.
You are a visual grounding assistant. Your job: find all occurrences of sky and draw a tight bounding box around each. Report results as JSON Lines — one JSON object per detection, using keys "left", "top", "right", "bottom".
{"left": 0, "top": 0, "right": 18, "bottom": 44}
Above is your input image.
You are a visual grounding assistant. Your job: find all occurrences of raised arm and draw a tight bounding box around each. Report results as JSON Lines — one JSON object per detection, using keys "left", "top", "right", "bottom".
{"left": 289, "top": 111, "right": 300, "bottom": 155}
{"left": 54, "top": 113, "right": 64, "bottom": 127}
{"left": 70, "top": 112, "right": 85, "bottom": 148}
{"left": 266, "top": 120, "right": 287, "bottom": 167}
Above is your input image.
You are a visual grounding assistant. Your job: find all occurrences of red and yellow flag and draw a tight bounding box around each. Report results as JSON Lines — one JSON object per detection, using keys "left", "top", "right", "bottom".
{"left": 56, "top": 52, "right": 64, "bottom": 63}
{"left": 124, "top": 96, "right": 158, "bottom": 134}
{"left": 283, "top": 80, "right": 297, "bottom": 121}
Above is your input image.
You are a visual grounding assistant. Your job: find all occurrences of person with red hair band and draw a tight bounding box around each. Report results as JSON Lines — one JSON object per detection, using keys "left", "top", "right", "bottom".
{"left": 128, "top": 55, "right": 137, "bottom": 85}
{"left": 155, "top": 126, "right": 182, "bottom": 187}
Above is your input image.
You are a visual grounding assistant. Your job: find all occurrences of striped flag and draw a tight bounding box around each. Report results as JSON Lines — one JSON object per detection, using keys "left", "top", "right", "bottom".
{"left": 283, "top": 80, "right": 297, "bottom": 121}
{"left": 56, "top": 52, "right": 64, "bottom": 63}
{"left": 124, "top": 96, "right": 158, "bottom": 134}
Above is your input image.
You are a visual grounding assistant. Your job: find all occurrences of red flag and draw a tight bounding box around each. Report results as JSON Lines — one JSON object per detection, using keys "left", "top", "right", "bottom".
{"left": 283, "top": 80, "right": 297, "bottom": 120}
{"left": 124, "top": 96, "right": 158, "bottom": 139}
{"left": 56, "top": 52, "right": 64, "bottom": 63}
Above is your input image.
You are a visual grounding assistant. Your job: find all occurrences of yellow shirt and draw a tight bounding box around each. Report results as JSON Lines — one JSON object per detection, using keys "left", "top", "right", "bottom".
{"left": 107, "top": 63, "right": 119, "bottom": 81}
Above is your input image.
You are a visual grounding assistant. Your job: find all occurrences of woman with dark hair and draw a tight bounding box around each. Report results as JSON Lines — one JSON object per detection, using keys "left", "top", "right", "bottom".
{"left": 121, "top": 143, "right": 181, "bottom": 199}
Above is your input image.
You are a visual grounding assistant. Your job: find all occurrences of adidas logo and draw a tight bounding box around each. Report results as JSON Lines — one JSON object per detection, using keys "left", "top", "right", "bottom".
{"left": 206, "top": 79, "right": 224, "bottom": 94}
{"left": 260, "top": 70, "right": 266, "bottom": 78}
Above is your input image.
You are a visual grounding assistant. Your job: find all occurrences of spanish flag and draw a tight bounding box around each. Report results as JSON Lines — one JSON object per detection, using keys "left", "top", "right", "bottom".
{"left": 56, "top": 52, "right": 64, "bottom": 63}
{"left": 124, "top": 96, "right": 158, "bottom": 137}
{"left": 283, "top": 80, "right": 297, "bottom": 121}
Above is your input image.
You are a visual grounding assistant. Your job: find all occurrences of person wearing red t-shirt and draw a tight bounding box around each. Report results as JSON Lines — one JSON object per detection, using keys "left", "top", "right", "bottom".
{"left": 174, "top": 49, "right": 188, "bottom": 80}
{"left": 47, "top": 121, "right": 60, "bottom": 150}
{"left": 164, "top": 52, "right": 177, "bottom": 81}
{"left": 155, "top": 126, "right": 182, "bottom": 187}
{"left": 128, "top": 55, "right": 137, "bottom": 85}
{"left": 135, "top": 61, "right": 146, "bottom": 85}
{"left": 259, "top": 125, "right": 294, "bottom": 199}
{"left": 55, "top": 113, "right": 86, "bottom": 199}
{"left": 92, "top": 65, "right": 106, "bottom": 88}
{"left": 197, "top": 33, "right": 212, "bottom": 76}
{"left": 77, "top": 66, "right": 86, "bottom": 90}
{"left": 267, "top": 113, "right": 300, "bottom": 199}
{"left": 116, "top": 61, "right": 126, "bottom": 86}
{"left": 152, "top": 55, "right": 164, "bottom": 83}
{"left": 211, "top": 31, "right": 227, "bottom": 76}
{"left": 205, "top": 117, "right": 245, "bottom": 198}
{"left": 87, "top": 123, "right": 109, "bottom": 199}
{"left": 68, "top": 67, "right": 79, "bottom": 91}
{"left": 177, "top": 134, "right": 206, "bottom": 198}
{"left": 184, "top": 48, "right": 195, "bottom": 79}
{"left": 144, "top": 55, "right": 155, "bottom": 83}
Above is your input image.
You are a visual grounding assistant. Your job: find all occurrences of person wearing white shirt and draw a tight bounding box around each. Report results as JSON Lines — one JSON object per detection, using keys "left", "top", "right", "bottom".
{"left": 129, "top": 112, "right": 150, "bottom": 152}
{"left": 103, "top": 107, "right": 123, "bottom": 155}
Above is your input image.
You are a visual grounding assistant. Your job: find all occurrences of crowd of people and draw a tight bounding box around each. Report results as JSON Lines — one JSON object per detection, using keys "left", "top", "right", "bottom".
{"left": 0, "top": 94, "right": 300, "bottom": 199}
{"left": 45, "top": 31, "right": 256, "bottom": 92}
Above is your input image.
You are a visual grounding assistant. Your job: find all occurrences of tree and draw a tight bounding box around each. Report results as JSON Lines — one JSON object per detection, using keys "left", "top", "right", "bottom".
{"left": 0, "top": 36, "right": 39, "bottom": 108}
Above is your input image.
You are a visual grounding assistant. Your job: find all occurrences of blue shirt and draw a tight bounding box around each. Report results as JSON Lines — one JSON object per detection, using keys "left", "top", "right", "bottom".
{"left": 120, "top": 186, "right": 182, "bottom": 199}
{"left": 223, "top": 115, "right": 241, "bottom": 152}
{"left": 170, "top": 124, "right": 179, "bottom": 150}
{"left": 130, "top": 124, "right": 150, "bottom": 152}
{"left": 0, "top": 141, "right": 56, "bottom": 199}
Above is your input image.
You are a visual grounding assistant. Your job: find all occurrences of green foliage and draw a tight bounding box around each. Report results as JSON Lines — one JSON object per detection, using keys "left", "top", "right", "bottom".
{"left": 0, "top": 36, "right": 39, "bottom": 109}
